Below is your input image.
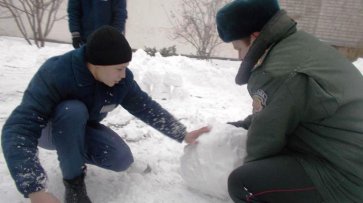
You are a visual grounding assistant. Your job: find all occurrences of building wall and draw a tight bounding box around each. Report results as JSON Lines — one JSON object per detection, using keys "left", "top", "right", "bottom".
{"left": 333, "top": 46, "right": 363, "bottom": 61}
{"left": 0, "top": 0, "right": 237, "bottom": 58}
{"left": 1, "top": 0, "right": 361, "bottom": 59}
{"left": 279, "top": 0, "right": 363, "bottom": 60}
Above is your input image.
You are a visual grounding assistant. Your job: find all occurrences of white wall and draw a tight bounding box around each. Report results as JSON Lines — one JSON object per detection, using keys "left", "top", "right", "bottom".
{"left": 0, "top": 1, "right": 70, "bottom": 42}
{"left": 0, "top": 0, "right": 237, "bottom": 58}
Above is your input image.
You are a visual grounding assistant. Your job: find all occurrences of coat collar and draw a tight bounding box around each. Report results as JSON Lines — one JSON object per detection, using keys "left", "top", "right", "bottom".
{"left": 71, "top": 46, "right": 95, "bottom": 87}
{"left": 235, "top": 10, "right": 297, "bottom": 85}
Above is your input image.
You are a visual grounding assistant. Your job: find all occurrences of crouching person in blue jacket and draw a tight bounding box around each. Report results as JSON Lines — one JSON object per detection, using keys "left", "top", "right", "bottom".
{"left": 1, "top": 26, "right": 208, "bottom": 203}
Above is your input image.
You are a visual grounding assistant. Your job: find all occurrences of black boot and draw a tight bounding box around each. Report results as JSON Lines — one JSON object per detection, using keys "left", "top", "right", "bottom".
{"left": 63, "top": 173, "right": 92, "bottom": 203}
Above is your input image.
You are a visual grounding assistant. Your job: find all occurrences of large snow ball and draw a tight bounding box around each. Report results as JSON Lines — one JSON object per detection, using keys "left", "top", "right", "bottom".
{"left": 180, "top": 122, "right": 247, "bottom": 199}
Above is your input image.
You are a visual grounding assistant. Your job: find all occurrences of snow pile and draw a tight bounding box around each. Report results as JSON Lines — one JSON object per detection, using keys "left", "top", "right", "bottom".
{"left": 180, "top": 121, "right": 247, "bottom": 199}
{"left": 130, "top": 50, "right": 188, "bottom": 101}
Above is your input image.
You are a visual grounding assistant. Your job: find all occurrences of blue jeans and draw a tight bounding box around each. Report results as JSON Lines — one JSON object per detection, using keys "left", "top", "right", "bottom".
{"left": 38, "top": 100, "right": 134, "bottom": 179}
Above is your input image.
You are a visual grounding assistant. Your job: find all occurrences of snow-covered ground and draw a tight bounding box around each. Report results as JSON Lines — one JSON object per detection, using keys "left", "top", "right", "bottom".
{"left": 0, "top": 36, "right": 362, "bottom": 202}
{"left": 0, "top": 36, "right": 249, "bottom": 203}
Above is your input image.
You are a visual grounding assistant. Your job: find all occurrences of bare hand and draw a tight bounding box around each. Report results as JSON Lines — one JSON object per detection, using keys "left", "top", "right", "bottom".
{"left": 184, "top": 126, "right": 211, "bottom": 144}
{"left": 29, "top": 191, "right": 60, "bottom": 203}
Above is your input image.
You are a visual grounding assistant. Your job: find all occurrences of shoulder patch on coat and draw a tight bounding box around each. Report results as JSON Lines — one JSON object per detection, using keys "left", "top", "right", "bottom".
{"left": 252, "top": 89, "right": 268, "bottom": 113}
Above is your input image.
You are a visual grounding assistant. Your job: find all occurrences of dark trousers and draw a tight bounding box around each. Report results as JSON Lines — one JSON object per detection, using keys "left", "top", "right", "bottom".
{"left": 38, "top": 100, "right": 134, "bottom": 179}
{"left": 228, "top": 155, "right": 323, "bottom": 203}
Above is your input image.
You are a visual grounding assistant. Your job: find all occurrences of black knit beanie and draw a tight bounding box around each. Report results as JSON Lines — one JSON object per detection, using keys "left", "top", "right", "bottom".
{"left": 216, "top": 0, "right": 280, "bottom": 42}
{"left": 85, "top": 25, "right": 132, "bottom": 65}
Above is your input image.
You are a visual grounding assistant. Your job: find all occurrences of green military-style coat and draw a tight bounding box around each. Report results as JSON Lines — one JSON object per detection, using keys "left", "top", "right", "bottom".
{"left": 243, "top": 10, "right": 363, "bottom": 202}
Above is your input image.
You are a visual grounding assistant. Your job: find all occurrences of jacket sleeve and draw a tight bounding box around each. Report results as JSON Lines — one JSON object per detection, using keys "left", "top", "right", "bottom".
{"left": 67, "top": 0, "right": 82, "bottom": 34}
{"left": 111, "top": 0, "right": 127, "bottom": 33}
{"left": 1, "top": 65, "right": 61, "bottom": 197}
{"left": 245, "top": 72, "right": 339, "bottom": 163}
{"left": 227, "top": 115, "right": 252, "bottom": 130}
{"left": 120, "top": 71, "right": 186, "bottom": 142}
{"left": 245, "top": 74, "right": 305, "bottom": 163}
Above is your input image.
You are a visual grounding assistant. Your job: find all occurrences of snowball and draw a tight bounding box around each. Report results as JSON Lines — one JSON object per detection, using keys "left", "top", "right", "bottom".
{"left": 180, "top": 122, "right": 247, "bottom": 199}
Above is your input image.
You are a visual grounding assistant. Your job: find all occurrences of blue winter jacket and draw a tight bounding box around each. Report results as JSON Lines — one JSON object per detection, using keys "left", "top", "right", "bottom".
{"left": 1, "top": 47, "right": 186, "bottom": 197}
{"left": 68, "top": 0, "right": 127, "bottom": 41}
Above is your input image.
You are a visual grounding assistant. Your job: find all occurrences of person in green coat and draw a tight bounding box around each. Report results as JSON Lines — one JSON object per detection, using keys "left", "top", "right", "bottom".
{"left": 216, "top": 0, "right": 363, "bottom": 202}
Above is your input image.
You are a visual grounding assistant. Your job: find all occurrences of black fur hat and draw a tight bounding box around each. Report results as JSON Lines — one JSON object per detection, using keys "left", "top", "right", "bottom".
{"left": 216, "top": 0, "right": 280, "bottom": 42}
{"left": 85, "top": 26, "right": 132, "bottom": 65}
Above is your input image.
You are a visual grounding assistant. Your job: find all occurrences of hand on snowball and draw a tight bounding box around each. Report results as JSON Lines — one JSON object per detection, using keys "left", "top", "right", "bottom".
{"left": 184, "top": 126, "right": 211, "bottom": 144}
